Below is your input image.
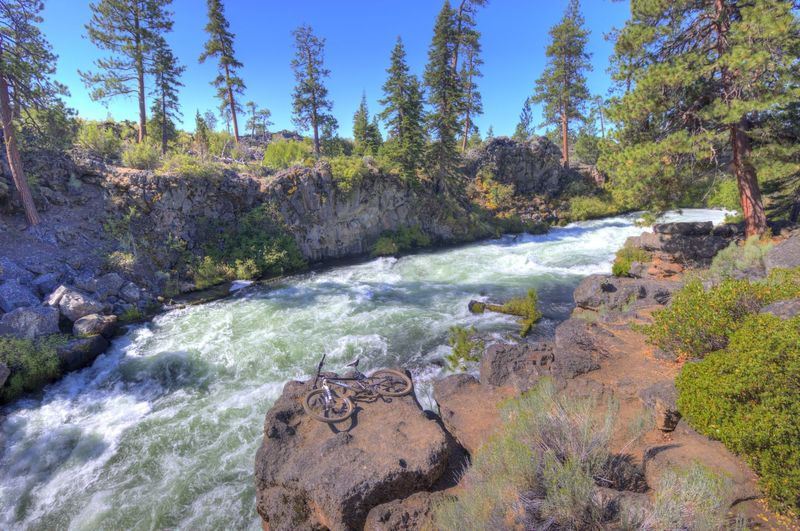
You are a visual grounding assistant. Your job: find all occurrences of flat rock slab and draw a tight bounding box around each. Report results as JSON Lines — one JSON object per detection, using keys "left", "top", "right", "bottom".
{"left": 573, "top": 275, "right": 681, "bottom": 312}
{"left": 432, "top": 374, "right": 516, "bottom": 456}
{"left": 764, "top": 232, "right": 800, "bottom": 272}
{"left": 479, "top": 341, "right": 554, "bottom": 391}
{"left": 255, "top": 377, "right": 450, "bottom": 531}
{"left": 759, "top": 298, "right": 800, "bottom": 320}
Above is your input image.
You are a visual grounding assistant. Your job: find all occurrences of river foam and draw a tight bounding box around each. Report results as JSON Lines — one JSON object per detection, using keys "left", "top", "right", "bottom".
{"left": 0, "top": 209, "right": 728, "bottom": 530}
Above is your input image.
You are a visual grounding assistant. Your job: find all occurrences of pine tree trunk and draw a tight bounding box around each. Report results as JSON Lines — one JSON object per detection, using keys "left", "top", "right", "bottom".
{"left": 561, "top": 104, "right": 569, "bottom": 169}
{"left": 0, "top": 66, "right": 40, "bottom": 226}
{"left": 461, "top": 115, "right": 470, "bottom": 151}
{"left": 134, "top": 13, "right": 146, "bottom": 143}
{"left": 731, "top": 122, "right": 767, "bottom": 236}
{"left": 223, "top": 64, "right": 240, "bottom": 143}
{"left": 160, "top": 93, "right": 168, "bottom": 155}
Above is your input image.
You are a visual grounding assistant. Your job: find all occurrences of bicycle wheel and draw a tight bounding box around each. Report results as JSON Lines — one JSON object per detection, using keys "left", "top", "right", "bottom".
{"left": 369, "top": 369, "right": 413, "bottom": 397}
{"left": 303, "top": 388, "right": 355, "bottom": 423}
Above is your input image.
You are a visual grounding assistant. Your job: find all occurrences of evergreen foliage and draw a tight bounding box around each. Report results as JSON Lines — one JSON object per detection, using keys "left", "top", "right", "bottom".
{"left": 291, "top": 25, "right": 334, "bottom": 159}
{"left": 352, "top": 93, "right": 382, "bottom": 156}
{"left": 245, "top": 100, "right": 272, "bottom": 139}
{"left": 150, "top": 38, "right": 184, "bottom": 154}
{"left": 513, "top": 98, "right": 534, "bottom": 142}
{"left": 199, "top": 0, "right": 244, "bottom": 142}
{"left": 452, "top": 0, "right": 486, "bottom": 151}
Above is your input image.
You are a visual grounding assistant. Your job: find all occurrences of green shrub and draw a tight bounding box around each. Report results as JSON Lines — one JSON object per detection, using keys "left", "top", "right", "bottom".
{"left": 371, "top": 226, "right": 431, "bottom": 257}
{"left": 119, "top": 307, "right": 144, "bottom": 323}
{"left": 706, "top": 236, "right": 773, "bottom": 281}
{"left": 193, "top": 256, "right": 234, "bottom": 290}
{"left": 567, "top": 194, "right": 625, "bottom": 221}
{"left": 707, "top": 178, "right": 740, "bottom": 211}
{"left": 121, "top": 140, "right": 161, "bottom": 170}
{"left": 612, "top": 245, "right": 652, "bottom": 277}
{"left": 328, "top": 156, "right": 370, "bottom": 193}
{"left": 676, "top": 314, "right": 800, "bottom": 512}
{"left": 647, "top": 461, "right": 735, "bottom": 530}
{"left": 160, "top": 153, "right": 223, "bottom": 180}
{"left": 490, "top": 214, "right": 548, "bottom": 236}
{"left": 0, "top": 335, "right": 67, "bottom": 402}
{"left": 644, "top": 268, "right": 800, "bottom": 358}
{"left": 105, "top": 251, "right": 136, "bottom": 274}
{"left": 501, "top": 288, "right": 543, "bottom": 337}
{"left": 262, "top": 140, "right": 311, "bottom": 171}
{"left": 446, "top": 325, "right": 484, "bottom": 370}
{"left": 76, "top": 121, "right": 121, "bottom": 160}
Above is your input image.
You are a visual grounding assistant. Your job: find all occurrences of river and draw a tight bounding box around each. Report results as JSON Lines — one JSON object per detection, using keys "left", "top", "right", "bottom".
{"left": 0, "top": 209, "right": 727, "bottom": 530}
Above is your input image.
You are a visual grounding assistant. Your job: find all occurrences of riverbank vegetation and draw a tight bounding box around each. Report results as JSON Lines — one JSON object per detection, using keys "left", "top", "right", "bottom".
{"left": 0, "top": 335, "right": 68, "bottom": 402}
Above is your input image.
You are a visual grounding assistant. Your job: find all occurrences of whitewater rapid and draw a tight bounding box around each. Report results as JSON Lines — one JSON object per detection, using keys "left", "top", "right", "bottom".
{"left": 0, "top": 209, "right": 728, "bottom": 530}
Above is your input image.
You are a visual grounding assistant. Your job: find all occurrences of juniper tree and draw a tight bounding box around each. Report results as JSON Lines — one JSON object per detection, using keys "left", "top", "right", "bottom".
{"left": 451, "top": 0, "right": 486, "bottom": 151}
{"left": 0, "top": 0, "right": 67, "bottom": 225}
{"left": 352, "top": 93, "right": 381, "bottom": 156}
{"left": 513, "top": 98, "right": 534, "bottom": 142}
{"left": 150, "top": 38, "right": 183, "bottom": 154}
{"left": 82, "top": 0, "right": 173, "bottom": 143}
{"left": 291, "top": 25, "right": 334, "bottom": 159}
{"left": 379, "top": 36, "right": 425, "bottom": 181}
{"left": 424, "top": 1, "right": 463, "bottom": 184}
{"left": 531, "top": 0, "right": 592, "bottom": 168}
{"left": 605, "top": 0, "right": 800, "bottom": 236}
{"left": 199, "top": 0, "right": 244, "bottom": 143}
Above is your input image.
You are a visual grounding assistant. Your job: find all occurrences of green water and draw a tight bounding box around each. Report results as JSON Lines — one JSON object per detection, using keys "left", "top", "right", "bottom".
{"left": 0, "top": 210, "right": 727, "bottom": 530}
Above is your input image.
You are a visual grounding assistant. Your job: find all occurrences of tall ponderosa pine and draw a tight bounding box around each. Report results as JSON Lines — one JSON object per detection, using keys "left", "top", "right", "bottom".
{"left": 379, "top": 37, "right": 425, "bottom": 181}
{"left": 452, "top": 0, "right": 486, "bottom": 151}
{"left": 150, "top": 38, "right": 183, "bottom": 154}
{"left": 513, "top": 98, "right": 534, "bottom": 142}
{"left": 531, "top": 0, "right": 592, "bottom": 168}
{"left": 424, "top": 1, "right": 463, "bottom": 183}
{"left": 606, "top": 0, "right": 800, "bottom": 236}
{"left": 82, "top": 0, "right": 173, "bottom": 143}
{"left": 0, "top": 0, "right": 65, "bottom": 225}
{"left": 352, "top": 94, "right": 382, "bottom": 155}
{"left": 199, "top": 0, "right": 244, "bottom": 143}
{"left": 291, "top": 25, "right": 334, "bottom": 159}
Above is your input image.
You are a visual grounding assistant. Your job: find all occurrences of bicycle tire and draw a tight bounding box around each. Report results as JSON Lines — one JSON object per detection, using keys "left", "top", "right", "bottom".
{"left": 369, "top": 369, "right": 413, "bottom": 397}
{"left": 303, "top": 388, "right": 355, "bottom": 423}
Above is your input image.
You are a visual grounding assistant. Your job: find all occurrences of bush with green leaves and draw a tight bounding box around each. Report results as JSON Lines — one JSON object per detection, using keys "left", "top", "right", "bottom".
{"left": 122, "top": 140, "right": 161, "bottom": 170}
{"left": 644, "top": 268, "right": 800, "bottom": 358}
{"left": 159, "top": 153, "right": 223, "bottom": 180}
{"left": 612, "top": 245, "right": 652, "bottom": 277}
{"left": 434, "top": 378, "right": 618, "bottom": 530}
{"left": 706, "top": 236, "right": 773, "bottom": 281}
{"left": 676, "top": 314, "right": 800, "bottom": 513}
{"left": 0, "top": 335, "right": 67, "bottom": 403}
{"left": 567, "top": 194, "right": 626, "bottom": 221}
{"left": 501, "top": 288, "right": 543, "bottom": 337}
{"left": 262, "top": 140, "right": 311, "bottom": 171}
{"left": 446, "top": 325, "right": 484, "bottom": 370}
{"left": 371, "top": 226, "right": 431, "bottom": 257}
{"left": 76, "top": 120, "right": 121, "bottom": 160}
{"left": 328, "top": 156, "right": 371, "bottom": 193}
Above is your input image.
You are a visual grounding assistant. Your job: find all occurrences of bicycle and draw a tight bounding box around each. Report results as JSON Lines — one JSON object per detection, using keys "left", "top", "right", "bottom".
{"left": 302, "top": 354, "right": 413, "bottom": 424}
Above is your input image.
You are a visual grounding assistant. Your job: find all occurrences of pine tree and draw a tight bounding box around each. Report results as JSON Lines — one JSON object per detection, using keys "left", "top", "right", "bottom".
{"left": 379, "top": 36, "right": 425, "bottom": 181}
{"left": 291, "top": 25, "right": 334, "bottom": 159}
{"left": 150, "top": 38, "right": 183, "bottom": 154}
{"left": 194, "top": 109, "right": 209, "bottom": 154}
{"left": 605, "top": 0, "right": 800, "bottom": 236}
{"left": 245, "top": 101, "right": 272, "bottom": 139}
{"left": 352, "top": 93, "right": 382, "bottom": 156}
{"left": 451, "top": 0, "right": 486, "bottom": 151}
{"left": 486, "top": 125, "right": 494, "bottom": 139}
{"left": 424, "top": 1, "right": 463, "bottom": 184}
{"left": 81, "top": 0, "right": 173, "bottom": 143}
{"left": 531, "top": 0, "right": 592, "bottom": 169}
{"left": 0, "top": 0, "right": 64, "bottom": 225}
{"left": 199, "top": 0, "right": 244, "bottom": 143}
{"left": 513, "top": 98, "right": 534, "bottom": 142}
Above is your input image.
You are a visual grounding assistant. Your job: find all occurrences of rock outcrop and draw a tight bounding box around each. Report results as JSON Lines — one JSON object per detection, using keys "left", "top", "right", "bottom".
{"left": 553, "top": 318, "right": 610, "bottom": 378}
{"left": 0, "top": 305, "right": 60, "bottom": 339}
{"left": 255, "top": 378, "right": 450, "bottom": 531}
{"left": 759, "top": 298, "right": 800, "bottom": 320}
{"left": 573, "top": 274, "right": 680, "bottom": 313}
{"left": 764, "top": 230, "right": 800, "bottom": 272}
{"left": 479, "top": 340, "right": 554, "bottom": 391}
{"left": 629, "top": 221, "right": 740, "bottom": 272}
{"left": 364, "top": 491, "right": 448, "bottom": 531}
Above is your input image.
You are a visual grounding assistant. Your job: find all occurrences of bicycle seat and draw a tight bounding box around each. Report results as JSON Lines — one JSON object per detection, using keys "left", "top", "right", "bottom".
{"left": 345, "top": 358, "right": 360, "bottom": 369}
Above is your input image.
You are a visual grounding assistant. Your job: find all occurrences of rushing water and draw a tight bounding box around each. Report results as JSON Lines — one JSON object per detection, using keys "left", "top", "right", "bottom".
{"left": 0, "top": 209, "right": 728, "bottom": 530}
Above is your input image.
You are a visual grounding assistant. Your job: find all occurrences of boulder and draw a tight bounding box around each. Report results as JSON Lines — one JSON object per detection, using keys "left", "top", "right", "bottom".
{"left": 0, "top": 362, "right": 9, "bottom": 388}
{"left": 432, "top": 374, "right": 515, "bottom": 455}
{"left": 44, "top": 284, "right": 69, "bottom": 307}
{"left": 759, "top": 298, "right": 800, "bottom": 320}
{"left": 652, "top": 221, "right": 713, "bottom": 236}
{"left": 764, "top": 232, "right": 800, "bottom": 272}
{"left": 0, "top": 305, "right": 60, "bottom": 339}
{"left": 94, "top": 273, "right": 125, "bottom": 299}
{"left": 637, "top": 228, "right": 735, "bottom": 268}
{"left": 73, "top": 313, "right": 119, "bottom": 338}
{"left": 73, "top": 274, "right": 97, "bottom": 293}
{"left": 364, "top": 491, "right": 448, "bottom": 531}
{"left": 119, "top": 282, "right": 141, "bottom": 303}
{"left": 638, "top": 381, "right": 680, "bottom": 432}
{"left": 58, "top": 288, "right": 105, "bottom": 322}
{"left": 31, "top": 272, "right": 61, "bottom": 297}
{"left": 643, "top": 420, "right": 760, "bottom": 502}
{"left": 553, "top": 318, "right": 609, "bottom": 378}
{"left": 479, "top": 341, "right": 553, "bottom": 391}
{"left": 0, "top": 280, "right": 40, "bottom": 313}
{"left": 0, "top": 257, "right": 33, "bottom": 284}
{"left": 255, "top": 377, "right": 450, "bottom": 531}
{"left": 573, "top": 275, "right": 680, "bottom": 312}
{"left": 56, "top": 335, "right": 109, "bottom": 373}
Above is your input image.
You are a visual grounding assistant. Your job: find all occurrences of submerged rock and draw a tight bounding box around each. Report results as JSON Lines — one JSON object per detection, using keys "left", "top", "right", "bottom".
{"left": 255, "top": 377, "right": 449, "bottom": 531}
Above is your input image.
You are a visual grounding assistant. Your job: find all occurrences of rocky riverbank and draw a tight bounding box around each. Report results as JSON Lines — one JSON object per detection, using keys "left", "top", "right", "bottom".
{"left": 254, "top": 222, "right": 800, "bottom": 531}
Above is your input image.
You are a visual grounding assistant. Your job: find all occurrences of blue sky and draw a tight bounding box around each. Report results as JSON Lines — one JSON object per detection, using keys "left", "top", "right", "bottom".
{"left": 41, "top": 0, "right": 630, "bottom": 137}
